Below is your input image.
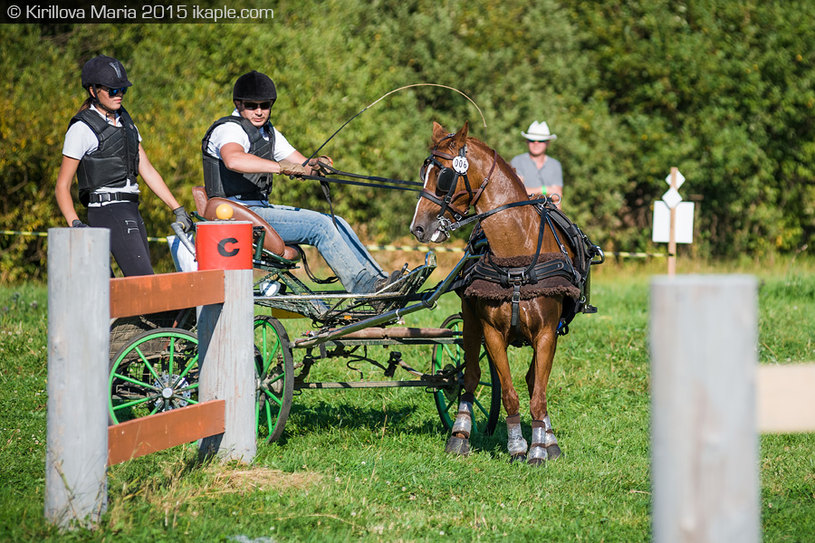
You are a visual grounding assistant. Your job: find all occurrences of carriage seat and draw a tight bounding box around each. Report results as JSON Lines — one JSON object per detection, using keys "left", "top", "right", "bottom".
{"left": 191, "top": 186, "right": 300, "bottom": 261}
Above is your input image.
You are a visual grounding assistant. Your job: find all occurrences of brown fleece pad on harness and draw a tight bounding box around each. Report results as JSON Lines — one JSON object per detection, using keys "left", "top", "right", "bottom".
{"left": 463, "top": 253, "right": 580, "bottom": 301}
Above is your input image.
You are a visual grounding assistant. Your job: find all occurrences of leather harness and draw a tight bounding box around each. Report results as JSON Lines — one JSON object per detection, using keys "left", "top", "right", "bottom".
{"left": 419, "top": 135, "right": 602, "bottom": 332}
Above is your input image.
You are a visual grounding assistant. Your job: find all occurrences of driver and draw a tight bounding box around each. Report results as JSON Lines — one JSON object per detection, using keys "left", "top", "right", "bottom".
{"left": 201, "top": 70, "right": 401, "bottom": 294}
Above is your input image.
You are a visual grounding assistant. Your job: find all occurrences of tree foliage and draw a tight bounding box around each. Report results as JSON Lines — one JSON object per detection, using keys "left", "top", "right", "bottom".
{"left": 1, "top": 0, "right": 813, "bottom": 281}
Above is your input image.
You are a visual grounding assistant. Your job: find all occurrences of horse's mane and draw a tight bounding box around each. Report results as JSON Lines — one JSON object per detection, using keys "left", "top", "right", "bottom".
{"left": 466, "top": 136, "right": 529, "bottom": 195}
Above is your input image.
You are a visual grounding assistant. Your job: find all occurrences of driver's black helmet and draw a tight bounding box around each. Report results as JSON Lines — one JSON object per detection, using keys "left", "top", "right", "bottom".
{"left": 233, "top": 70, "right": 277, "bottom": 105}
{"left": 81, "top": 55, "right": 132, "bottom": 89}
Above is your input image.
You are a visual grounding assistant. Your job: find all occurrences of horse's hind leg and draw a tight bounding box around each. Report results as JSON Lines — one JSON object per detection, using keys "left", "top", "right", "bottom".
{"left": 445, "top": 300, "right": 483, "bottom": 456}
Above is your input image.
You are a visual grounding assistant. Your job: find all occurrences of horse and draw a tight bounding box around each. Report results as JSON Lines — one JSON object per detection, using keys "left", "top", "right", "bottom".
{"left": 410, "top": 121, "right": 600, "bottom": 464}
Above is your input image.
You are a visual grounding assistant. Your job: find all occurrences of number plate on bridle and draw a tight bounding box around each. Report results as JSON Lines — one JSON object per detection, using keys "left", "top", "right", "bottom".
{"left": 452, "top": 155, "right": 469, "bottom": 174}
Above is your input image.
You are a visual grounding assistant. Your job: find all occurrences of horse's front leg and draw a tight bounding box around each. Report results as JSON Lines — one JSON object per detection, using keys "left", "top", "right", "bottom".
{"left": 445, "top": 300, "right": 483, "bottom": 456}
{"left": 526, "top": 313, "right": 562, "bottom": 465}
{"left": 481, "top": 321, "right": 527, "bottom": 462}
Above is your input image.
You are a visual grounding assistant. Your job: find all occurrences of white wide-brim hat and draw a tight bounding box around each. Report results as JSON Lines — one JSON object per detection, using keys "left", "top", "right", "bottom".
{"left": 521, "top": 120, "right": 557, "bottom": 141}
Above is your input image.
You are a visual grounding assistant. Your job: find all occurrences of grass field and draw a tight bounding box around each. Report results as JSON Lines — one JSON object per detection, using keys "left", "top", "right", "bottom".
{"left": 1, "top": 257, "right": 814, "bottom": 541}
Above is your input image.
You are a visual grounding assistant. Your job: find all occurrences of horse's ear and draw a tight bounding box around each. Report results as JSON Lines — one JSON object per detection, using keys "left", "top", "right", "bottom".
{"left": 432, "top": 121, "right": 447, "bottom": 144}
{"left": 453, "top": 121, "right": 469, "bottom": 146}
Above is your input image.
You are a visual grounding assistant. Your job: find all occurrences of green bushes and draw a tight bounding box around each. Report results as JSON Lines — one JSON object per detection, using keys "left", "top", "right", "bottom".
{"left": 1, "top": 0, "right": 813, "bottom": 281}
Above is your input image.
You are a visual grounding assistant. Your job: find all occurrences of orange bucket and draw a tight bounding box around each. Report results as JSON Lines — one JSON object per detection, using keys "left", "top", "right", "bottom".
{"left": 196, "top": 221, "right": 253, "bottom": 270}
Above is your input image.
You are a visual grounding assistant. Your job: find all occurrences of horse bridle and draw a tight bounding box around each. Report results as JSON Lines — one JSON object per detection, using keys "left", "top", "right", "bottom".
{"left": 419, "top": 135, "right": 497, "bottom": 233}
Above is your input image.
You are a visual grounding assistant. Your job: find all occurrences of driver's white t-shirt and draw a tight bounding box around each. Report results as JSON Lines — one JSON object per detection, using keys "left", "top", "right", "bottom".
{"left": 205, "top": 110, "right": 295, "bottom": 161}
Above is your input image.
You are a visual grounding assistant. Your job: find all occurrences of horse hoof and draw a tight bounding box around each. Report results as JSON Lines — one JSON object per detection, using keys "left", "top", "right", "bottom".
{"left": 509, "top": 453, "right": 527, "bottom": 464}
{"left": 546, "top": 444, "right": 563, "bottom": 460}
{"left": 445, "top": 436, "right": 470, "bottom": 456}
{"left": 527, "top": 457, "right": 546, "bottom": 467}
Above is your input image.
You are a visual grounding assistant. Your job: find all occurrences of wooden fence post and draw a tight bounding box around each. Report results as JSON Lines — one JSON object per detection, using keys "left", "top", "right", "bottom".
{"left": 650, "top": 275, "right": 760, "bottom": 543}
{"left": 45, "top": 228, "right": 110, "bottom": 528}
{"left": 667, "top": 167, "right": 678, "bottom": 276}
{"left": 198, "top": 269, "right": 255, "bottom": 463}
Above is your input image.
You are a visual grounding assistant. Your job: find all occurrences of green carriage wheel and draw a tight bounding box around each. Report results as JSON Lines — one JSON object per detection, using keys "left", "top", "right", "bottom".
{"left": 109, "top": 328, "right": 199, "bottom": 424}
{"left": 431, "top": 313, "right": 501, "bottom": 436}
{"left": 253, "top": 316, "right": 294, "bottom": 443}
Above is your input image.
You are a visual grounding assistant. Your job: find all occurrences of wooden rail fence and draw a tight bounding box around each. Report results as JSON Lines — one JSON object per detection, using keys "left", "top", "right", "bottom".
{"left": 45, "top": 228, "right": 254, "bottom": 529}
{"left": 650, "top": 275, "right": 815, "bottom": 543}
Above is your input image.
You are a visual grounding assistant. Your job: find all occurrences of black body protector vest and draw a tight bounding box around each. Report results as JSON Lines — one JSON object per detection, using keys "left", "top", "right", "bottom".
{"left": 69, "top": 107, "right": 140, "bottom": 207}
{"left": 201, "top": 116, "right": 275, "bottom": 201}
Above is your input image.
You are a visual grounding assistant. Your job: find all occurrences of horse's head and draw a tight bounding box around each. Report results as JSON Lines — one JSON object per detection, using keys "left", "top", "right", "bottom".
{"left": 411, "top": 121, "right": 479, "bottom": 243}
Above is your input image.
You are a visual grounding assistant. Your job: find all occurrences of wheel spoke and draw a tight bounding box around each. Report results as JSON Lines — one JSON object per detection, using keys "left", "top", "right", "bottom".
{"left": 261, "top": 388, "right": 283, "bottom": 407}
{"left": 258, "top": 326, "right": 268, "bottom": 363}
{"left": 109, "top": 329, "right": 202, "bottom": 424}
{"left": 258, "top": 328, "right": 281, "bottom": 369}
{"left": 255, "top": 395, "right": 264, "bottom": 417}
{"left": 111, "top": 395, "right": 156, "bottom": 412}
{"left": 440, "top": 343, "right": 459, "bottom": 361}
{"left": 135, "top": 346, "right": 164, "bottom": 383}
{"left": 266, "top": 371, "right": 284, "bottom": 386}
{"left": 473, "top": 397, "right": 490, "bottom": 419}
{"left": 253, "top": 317, "right": 293, "bottom": 442}
{"left": 173, "top": 384, "right": 198, "bottom": 396}
{"left": 167, "top": 337, "right": 176, "bottom": 376}
{"left": 170, "top": 357, "right": 199, "bottom": 388}
{"left": 264, "top": 399, "right": 273, "bottom": 427}
{"left": 112, "top": 372, "right": 157, "bottom": 390}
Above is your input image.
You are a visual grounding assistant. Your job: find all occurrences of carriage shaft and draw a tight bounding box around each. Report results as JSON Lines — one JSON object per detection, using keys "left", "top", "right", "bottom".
{"left": 294, "top": 248, "right": 481, "bottom": 348}
{"left": 296, "top": 378, "right": 447, "bottom": 390}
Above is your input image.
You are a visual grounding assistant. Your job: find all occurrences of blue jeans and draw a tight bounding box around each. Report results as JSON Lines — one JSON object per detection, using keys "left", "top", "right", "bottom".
{"left": 244, "top": 202, "right": 385, "bottom": 293}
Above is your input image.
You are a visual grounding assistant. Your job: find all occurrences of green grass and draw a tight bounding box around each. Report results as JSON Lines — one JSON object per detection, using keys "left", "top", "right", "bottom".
{"left": 1, "top": 258, "right": 814, "bottom": 541}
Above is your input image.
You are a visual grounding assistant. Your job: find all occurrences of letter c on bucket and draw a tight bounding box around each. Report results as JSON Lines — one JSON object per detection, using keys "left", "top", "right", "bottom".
{"left": 196, "top": 221, "right": 253, "bottom": 270}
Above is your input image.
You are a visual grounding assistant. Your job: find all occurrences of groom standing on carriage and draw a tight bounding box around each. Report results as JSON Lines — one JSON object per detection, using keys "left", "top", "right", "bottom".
{"left": 201, "top": 70, "right": 402, "bottom": 294}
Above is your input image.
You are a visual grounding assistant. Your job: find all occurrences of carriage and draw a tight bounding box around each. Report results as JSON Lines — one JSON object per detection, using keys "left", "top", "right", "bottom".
{"left": 108, "top": 123, "right": 604, "bottom": 460}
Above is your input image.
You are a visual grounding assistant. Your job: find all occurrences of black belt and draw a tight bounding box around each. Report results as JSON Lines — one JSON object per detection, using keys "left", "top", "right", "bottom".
{"left": 89, "top": 192, "right": 139, "bottom": 204}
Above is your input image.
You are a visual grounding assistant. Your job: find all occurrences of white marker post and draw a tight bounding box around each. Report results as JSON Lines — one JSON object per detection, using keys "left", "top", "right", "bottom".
{"left": 652, "top": 167, "right": 693, "bottom": 276}
{"left": 667, "top": 168, "right": 678, "bottom": 275}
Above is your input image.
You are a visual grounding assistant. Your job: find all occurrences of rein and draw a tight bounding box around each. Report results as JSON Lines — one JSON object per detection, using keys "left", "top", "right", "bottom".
{"left": 297, "top": 163, "right": 423, "bottom": 192}
{"left": 295, "top": 166, "right": 422, "bottom": 230}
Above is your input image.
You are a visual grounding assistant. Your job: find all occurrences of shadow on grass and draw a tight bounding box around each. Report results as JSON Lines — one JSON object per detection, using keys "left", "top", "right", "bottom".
{"left": 277, "top": 398, "right": 531, "bottom": 461}
{"left": 280, "top": 399, "right": 445, "bottom": 440}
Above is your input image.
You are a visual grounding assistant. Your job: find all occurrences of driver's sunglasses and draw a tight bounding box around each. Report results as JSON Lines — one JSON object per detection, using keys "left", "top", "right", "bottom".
{"left": 243, "top": 101, "right": 272, "bottom": 110}
{"left": 100, "top": 86, "right": 127, "bottom": 97}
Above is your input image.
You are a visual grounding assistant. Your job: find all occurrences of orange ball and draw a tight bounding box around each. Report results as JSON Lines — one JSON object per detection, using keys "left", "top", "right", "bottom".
{"left": 215, "top": 203, "right": 234, "bottom": 220}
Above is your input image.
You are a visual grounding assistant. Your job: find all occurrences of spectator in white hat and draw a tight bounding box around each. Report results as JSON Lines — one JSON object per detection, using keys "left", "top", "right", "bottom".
{"left": 510, "top": 120, "right": 563, "bottom": 209}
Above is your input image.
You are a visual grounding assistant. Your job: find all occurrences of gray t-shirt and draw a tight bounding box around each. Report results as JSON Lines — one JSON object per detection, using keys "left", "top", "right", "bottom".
{"left": 510, "top": 153, "right": 563, "bottom": 192}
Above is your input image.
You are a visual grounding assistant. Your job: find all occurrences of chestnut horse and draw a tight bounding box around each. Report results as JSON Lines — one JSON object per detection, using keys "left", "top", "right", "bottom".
{"left": 411, "top": 121, "right": 597, "bottom": 464}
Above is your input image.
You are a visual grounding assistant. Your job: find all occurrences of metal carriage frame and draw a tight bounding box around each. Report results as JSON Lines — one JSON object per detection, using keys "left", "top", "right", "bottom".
{"left": 107, "top": 217, "right": 503, "bottom": 444}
